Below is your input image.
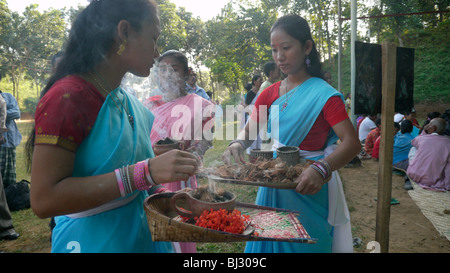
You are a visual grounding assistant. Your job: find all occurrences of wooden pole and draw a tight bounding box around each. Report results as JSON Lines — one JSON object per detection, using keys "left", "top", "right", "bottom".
{"left": 375, "top": 41, "right": 397, "bottom": 253}
{"left": 350, "top": 0, "right": 357, "bottom": 127}
{"left": 338, "top": 0, "right": 342, "bottom": 94}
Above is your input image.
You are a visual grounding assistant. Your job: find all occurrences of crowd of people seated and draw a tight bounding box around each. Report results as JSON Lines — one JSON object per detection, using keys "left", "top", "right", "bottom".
{"left": 355, "top": 109, "right": 449, "bottom": 192}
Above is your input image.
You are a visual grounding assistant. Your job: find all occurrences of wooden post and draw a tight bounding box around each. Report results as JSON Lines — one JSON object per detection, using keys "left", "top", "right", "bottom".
{"left": 375, "top": 41, "right": 396, "bottom": 253}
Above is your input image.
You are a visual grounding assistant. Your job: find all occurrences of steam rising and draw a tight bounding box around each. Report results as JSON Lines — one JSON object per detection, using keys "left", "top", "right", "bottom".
{"left": 120, "top": 61, "right": 280, "bottom": 146}
{"left": 121, "top": 61, "right": 185, "bottom": 104}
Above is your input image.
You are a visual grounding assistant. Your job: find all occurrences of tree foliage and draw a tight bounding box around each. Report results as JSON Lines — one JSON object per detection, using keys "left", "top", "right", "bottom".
{"left": 0, "top": 0, "right": 68, "bottom": 103}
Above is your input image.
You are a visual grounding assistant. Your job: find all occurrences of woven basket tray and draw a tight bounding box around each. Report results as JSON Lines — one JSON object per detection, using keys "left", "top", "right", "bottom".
{"left": 144, "top": 192, "right": 317, "bottom": 243}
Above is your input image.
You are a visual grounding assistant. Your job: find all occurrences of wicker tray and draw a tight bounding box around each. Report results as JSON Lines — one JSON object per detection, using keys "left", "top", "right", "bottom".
{"left": 144, "top": 192, "right": 316, "bottom": 243}
{"left": 207, "top": 174, "right": 298, "bottom": 189}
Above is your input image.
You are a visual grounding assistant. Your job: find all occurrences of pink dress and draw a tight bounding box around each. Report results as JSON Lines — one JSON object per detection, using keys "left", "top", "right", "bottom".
{"left": 407, "top": 133, "right": 450, "bottom": 191}
{"left": 145, "top": 93, "right": 214, "bottom": 253}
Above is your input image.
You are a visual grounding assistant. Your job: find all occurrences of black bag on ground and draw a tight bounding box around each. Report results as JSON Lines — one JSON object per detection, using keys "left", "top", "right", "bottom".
{"left": 5, "top": 180, "right": 31, "bottom": 211}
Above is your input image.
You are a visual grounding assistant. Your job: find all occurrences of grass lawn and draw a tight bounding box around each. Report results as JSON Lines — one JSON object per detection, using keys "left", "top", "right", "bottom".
{"left": 1, "top": 120, "right": 51, "bottom": 253}
{"left": 1, "top": 120, "right": 257, "bottom": 253}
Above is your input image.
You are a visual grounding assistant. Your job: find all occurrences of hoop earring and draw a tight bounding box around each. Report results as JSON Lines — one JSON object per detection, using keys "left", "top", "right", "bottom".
{"left": 117, "top": 40, "right": 127, "bottom": 56}
{"left": 305, "top": 55, "right": 311, "bottom": 67}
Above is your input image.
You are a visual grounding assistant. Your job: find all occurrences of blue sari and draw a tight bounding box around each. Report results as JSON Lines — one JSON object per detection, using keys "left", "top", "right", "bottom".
{"left": 245, "top": 78, "right": 346, "bottom": 253}
{"left": 51, "top": 88, "right": 173, "bottom": 253}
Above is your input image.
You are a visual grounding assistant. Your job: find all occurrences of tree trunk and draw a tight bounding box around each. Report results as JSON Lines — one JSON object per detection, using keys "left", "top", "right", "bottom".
{"left": 394, "top": 19, "right": 403, "bottom": 47}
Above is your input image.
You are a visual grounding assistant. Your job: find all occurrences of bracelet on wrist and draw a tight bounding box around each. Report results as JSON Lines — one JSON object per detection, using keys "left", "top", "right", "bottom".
{"left": 310, "top": 159, "right": 332, "bottom": 182}
{"left": 114, "top": 159, "right": 159, "bottom": 197}
{"left": 317, "top": 159, "right": 331, "bottom": 177}
{"left": 310, "top": 164, "right": 327, "bottom": 180}
{"left": 144, "top": 159, "right": 158, "bottom": 187}
{"left": 134, "top": 160, "right": 149, "bottom": 191}
{"left": 115, "top": 168, "right": 126, "bottom": 197}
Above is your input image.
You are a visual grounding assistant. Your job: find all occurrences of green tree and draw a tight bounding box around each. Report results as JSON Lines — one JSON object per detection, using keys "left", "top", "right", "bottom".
{"left": 204, "top": 0, "right": 277, "bottom": 94}
{"left": 0, "top": 3, "right": 66, "bottom": 104}
{"left": 23, "top": 6, "right": 66, "bottom": 97}
{"left": 176, "top": 7, "right": 208, "bottom": 87}
{"left": 157, "top": 0, "right": 187, "bottom": 53}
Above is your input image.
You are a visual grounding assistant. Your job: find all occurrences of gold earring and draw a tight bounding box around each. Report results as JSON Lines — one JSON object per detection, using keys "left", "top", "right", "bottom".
{"left": 117, "top": 39, "right": 127, "bottom": 56}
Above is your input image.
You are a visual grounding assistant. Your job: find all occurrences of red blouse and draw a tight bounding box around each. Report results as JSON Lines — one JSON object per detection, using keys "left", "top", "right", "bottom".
{"left": 34, "top": 75, "right": 105, "bottom": 152}
{"left": 251, "top": 81, "right": 348, "bottom": 151}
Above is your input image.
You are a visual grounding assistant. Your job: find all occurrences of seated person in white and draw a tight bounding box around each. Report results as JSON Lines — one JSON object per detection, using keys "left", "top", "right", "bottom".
{"left": 358, "top": 114, "right": 377, "bottom": 143}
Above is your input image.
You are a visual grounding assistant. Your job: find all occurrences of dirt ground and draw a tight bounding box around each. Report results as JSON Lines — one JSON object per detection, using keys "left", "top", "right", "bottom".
{"left": 342, "top": 101, "right": 450, "bottom": 253}
{"left": 3, "top": 155, "right": 449, "bottom": 254}
{"left": 340, "top": 158, "right": 450, "bottom": 253}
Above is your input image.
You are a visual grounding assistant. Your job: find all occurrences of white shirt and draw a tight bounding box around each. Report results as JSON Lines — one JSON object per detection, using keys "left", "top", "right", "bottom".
{"left": 358, "top": 117, "right": 376, "bottom": 141}
{"left": 394, "top": 113, "right": 405, "bottom": 123}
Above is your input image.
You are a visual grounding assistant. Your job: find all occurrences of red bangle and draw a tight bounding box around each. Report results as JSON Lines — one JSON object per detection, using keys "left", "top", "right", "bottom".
{"left": 134, "top": 160, "right": 149, "bottom": 191}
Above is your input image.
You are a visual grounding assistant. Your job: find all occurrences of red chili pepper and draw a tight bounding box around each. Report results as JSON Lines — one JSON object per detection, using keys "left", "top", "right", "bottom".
{"left": 193, "top": 208, "right": 252, "bottom": 234}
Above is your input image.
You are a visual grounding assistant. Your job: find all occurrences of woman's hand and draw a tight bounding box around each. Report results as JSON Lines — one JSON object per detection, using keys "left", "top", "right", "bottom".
{"left": 149, "top": 149, "right": 199, "bottom": 184}
{"left": 294, "top": 166, "right": 330, "bottom": 195}
{"left": 222, "top": 142, "right": 246, "bottom": 165}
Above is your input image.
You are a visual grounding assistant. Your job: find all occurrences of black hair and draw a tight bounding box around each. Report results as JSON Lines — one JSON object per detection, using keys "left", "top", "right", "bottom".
{"left": 244, "top": 83, "right": 252, "bottom": 92}
{"left": 41, "top": 0, "right": 158, "bottom": 99}
{"left": 400, "top": 120, "right": 413, "bottom": 134}
{"left": 25, "top": 0, "right": 159, "bottom": 171}
{"left": 158, "top": 50, "right": 189, "bottom": 76}
{"left": 263, "top": 61, "right": 277, "bottom": 77}
{"left": 270, "top": 14, "right": 322, "bottom": 78}
{"left": 375, "top": 118, "right": 381, "bottom": 127}
{"left": 251, "top": 75, "right": 262, "bottom": 86}
{"left": 427, "top": 111, "right": 441, "bottom": 120}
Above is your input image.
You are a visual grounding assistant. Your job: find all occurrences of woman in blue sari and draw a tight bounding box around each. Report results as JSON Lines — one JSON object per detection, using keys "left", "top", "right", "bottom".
{"left": 25, "top": 0, "right": 198, "bottom": 253}
{"left": 223, "top": 15, "right": 361, "bottom": 253}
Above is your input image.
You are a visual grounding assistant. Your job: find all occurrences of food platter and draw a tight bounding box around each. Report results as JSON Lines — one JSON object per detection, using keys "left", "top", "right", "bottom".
{"left": 203, "top": 158, "right": 313, "bottom": 189}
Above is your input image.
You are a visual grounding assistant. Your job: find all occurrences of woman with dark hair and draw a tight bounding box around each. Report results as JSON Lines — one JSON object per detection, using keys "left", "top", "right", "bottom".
{"left": 144, "top": 50, "right": 214, "bottom": 253}
{"left": 25, "top": 0, "right": 198, "bottom": 253}
{"left": 245, "top": 75, "right": 263, "bottom": 106}
{"left": 223, "top": 14, "right": 360, "bottom": 253}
